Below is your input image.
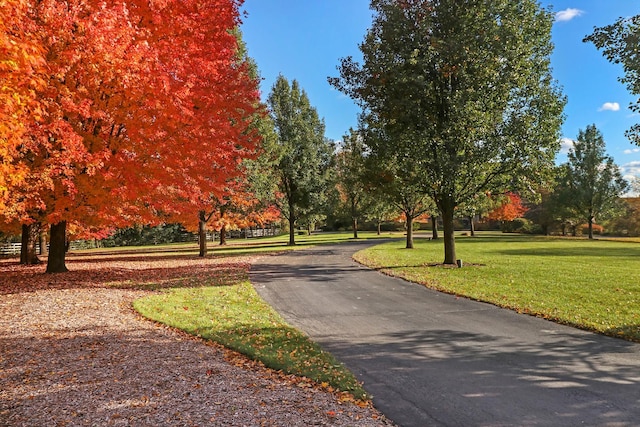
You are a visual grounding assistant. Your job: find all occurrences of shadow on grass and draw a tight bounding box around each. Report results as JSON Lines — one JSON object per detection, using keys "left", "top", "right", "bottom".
{"left": 496, "top": 246, "right": 640, "bottom": 258}
{"left": 605, "top": 324, "right": 640, "bottom": 341}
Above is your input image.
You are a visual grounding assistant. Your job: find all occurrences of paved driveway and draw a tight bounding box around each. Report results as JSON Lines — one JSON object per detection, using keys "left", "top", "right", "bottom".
{"left": 250, "top": 240, "right": 640, "bottom": 427}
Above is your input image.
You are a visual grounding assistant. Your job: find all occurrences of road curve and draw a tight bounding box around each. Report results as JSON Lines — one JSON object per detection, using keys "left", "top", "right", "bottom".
{"left": 250, "top": 239, "right": 640, "bottom": 427}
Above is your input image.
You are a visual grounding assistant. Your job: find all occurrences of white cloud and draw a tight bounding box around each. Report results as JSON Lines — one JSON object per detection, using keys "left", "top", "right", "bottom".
{"left": 622, "top": 161, "right": 640, "bottom": 175}
{"left": 624, "top": 148, "right": 640, "bottom": 155}
{"left": 560, "top": 137, "right": 575, "bottom": 154}
{"left": 599, "top": 102, "right": 621, "bottom": 112}
{"left": 555, "top": 8, "right": 584, "bottom": 22}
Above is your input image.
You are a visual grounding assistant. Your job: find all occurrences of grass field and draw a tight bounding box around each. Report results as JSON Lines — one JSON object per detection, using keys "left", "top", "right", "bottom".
{"left": 73, "top": 230, "right": 397, "bottom": 258}
{"left": 353, "top": 232, "right": 640, "bottom": 342}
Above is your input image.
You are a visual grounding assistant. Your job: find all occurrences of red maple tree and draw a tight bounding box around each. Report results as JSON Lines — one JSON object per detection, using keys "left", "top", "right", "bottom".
{"left": 487, "top": 193, "right": 528, "bottom": 222}
{"left": 0, "top": 0, "right": 261, "bottom": 272}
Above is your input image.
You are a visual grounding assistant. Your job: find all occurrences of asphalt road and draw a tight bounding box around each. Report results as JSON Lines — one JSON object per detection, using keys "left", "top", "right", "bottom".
{"left": 249, "top": 239, "right": 640, "bottom": 427}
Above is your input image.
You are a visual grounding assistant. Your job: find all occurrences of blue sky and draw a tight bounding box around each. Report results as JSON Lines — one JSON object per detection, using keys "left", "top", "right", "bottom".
{"left": 240, "top": 0, "right": 640, "bottom": 182}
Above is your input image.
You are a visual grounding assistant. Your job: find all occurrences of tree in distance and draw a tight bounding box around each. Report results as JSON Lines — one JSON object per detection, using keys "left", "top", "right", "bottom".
{"left": 266, "top": 75, "right": 333, "bottom": 246}
{"left": 565, "top": 124, "right": 628, "bottom": 239}
{"left": 366, "top": 147, "right": 433, "bottom": 249}
{"left": 330, "top": 0, "right": 565, "bottom": 264}
{"left": 335, "top": 129, "right": 371, "bottom": 239}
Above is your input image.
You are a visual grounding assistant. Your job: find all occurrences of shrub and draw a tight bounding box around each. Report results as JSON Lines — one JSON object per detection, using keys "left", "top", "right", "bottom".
{"left": 580, "top": 223, "right": 604, "bottom": 235}
{"left": 502, "top": 218, "right": 531, "bottom": 233}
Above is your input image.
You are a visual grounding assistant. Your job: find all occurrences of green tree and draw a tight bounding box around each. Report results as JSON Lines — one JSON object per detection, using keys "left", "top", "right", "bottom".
{"left": 330, "top": 0, "right": 564, "bottom": 264}
{"left": 457, "top": 193, "right": 492, "bottom": 237}
{"left": 365, "top": 198, "right": 397, "bottom": 235}
{"left": 367, "top": 148, "right": 432, "bottom": 249}
{"left": 335, "top": 129, "right": 371, "bottom": 239}
{"left": 267, "top": 75, "right": 332, "bottom": 245}
{"left": 566, "top": 125, "right": 629, "bottom": 239}
{"left": 585, "top": 16, "right": 640, "bottom": 144}
{"left": 525, "top": 167, "right": 575, "bottom": 236}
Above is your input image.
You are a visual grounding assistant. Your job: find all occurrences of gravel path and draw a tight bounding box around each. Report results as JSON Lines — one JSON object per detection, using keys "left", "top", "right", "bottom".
{"left": 0, "top": 256, "right": 394, "bottom": 427}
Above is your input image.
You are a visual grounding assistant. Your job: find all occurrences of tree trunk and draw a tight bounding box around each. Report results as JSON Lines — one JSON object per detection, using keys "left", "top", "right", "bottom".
{"left": 468, "top": 216, "right": 475, "bottom": 237}
{"left": 198, "top": 210, "right": 207, "bottom": 257}
{"left": 431, "top": 215, "right": 439, "bottom": 240}
{"left": 377, "top": 220, "right": 381, "bottom": 235}
{"left": 46, "top": 221, "right": 68, "bottom": 273}
{"left": 441, "top": 202, "right": 457, "bottom": 265}
{"left": 288, "top": 202, "right": 296, "bottom": 246}
{"left": 39, "top": 225, "right": 48, "bottom": 256}
{"left": 352, "top": 217, "right": 358, "bottom": 239}
{"left": 20, "top": 223, "right": 41, "bottom": 265}
{"left": 219, "top": 225, "right": 227, "bottom": 245}
{"left": 405, "top": 213, "right": 414, "bottom": 249}
{"left": 588, "top": 216, "right": 594, "bottom": 240}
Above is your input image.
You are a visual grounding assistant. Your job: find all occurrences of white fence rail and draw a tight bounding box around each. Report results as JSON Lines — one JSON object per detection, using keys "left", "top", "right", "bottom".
{"left": 1, "top": 227, "right": 281, "bottom": 257}
{"left": 0, "top": 243, "right": 22, "bottom": 257}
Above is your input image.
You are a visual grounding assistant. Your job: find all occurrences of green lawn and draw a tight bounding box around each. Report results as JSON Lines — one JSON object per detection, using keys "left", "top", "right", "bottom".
{"left": 77, "top": 230, "right": 399, "bottom": 258}
{"left": 353, "top": 232, "right": 640, "bottom": 342}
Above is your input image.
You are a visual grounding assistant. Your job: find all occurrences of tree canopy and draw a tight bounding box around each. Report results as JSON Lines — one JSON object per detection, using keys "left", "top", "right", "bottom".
{"left": 565, "top": 124, "right": 628, "bottom": 239}
{"left": 585, "top": 15, "right": 640, "bottom": 144}
{"left": 330, "top": 0, "right": 565, "bottom": 264}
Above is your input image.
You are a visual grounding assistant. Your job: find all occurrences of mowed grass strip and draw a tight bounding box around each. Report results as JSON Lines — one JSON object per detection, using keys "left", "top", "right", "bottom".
{"left": 353, "top": 233, "right": 640, "bottom": 342}
{"left": 112, "top": 232, "right": 399, "bottom": 401}
{"left": 133, "top": 273, "right": 369, "bottom": 400}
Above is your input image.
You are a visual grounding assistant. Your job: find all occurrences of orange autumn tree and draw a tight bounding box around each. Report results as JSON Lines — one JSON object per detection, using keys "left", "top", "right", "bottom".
{"left": 182, "top": 172, "right": 280, "bottom": 257}
{"left": 0, "top": 0, "right": 261, "bottom": 272}
{"left": 487, "top": 193, "right": 528, "bottom": 228}
{"left": 1, "top": 0, "right": 158, "bottom": 270}
{"left": 0, "top": 0, "right": 49, "bottom": 262}
{"left": 159, "top": 27, "right": 263, "bottom": 257}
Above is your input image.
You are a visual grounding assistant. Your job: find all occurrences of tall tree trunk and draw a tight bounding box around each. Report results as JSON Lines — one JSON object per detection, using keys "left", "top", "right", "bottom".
{"left": 377, "top": 220, "right": 381, "bottom": 235}
{"left": 588, "top": 215, "right": 594, "bottom": 240}
{"left": 431, "top": 215, "right": 439, "bottom": 240}
{"left": 405, "top": 213, "right": 414, "bottom": 249}
{"left": 20, "top": 223, "right": 40, "bottom": 265}
{"left": 46, "top": 221, "right": 68, "bottom": 273}
{"left": 441, "top": 201, "right": 457, "bottom": 265}
{"left": 352, "top": 217, "right": 358, "bottom": 239}
{"left": 198, "top": 210, "right": 207, "bottom": 257}
{"left": 39, "top": 225, "right": 48, "bottom": 256}
{"left": 288, "top": 201, "right": 296, "bottom": 246}
{"left": 468, "top": 215, "right": 475, "bottom": 237}
{"left": 219, "top": 225, "right": 227, "bottom": 245}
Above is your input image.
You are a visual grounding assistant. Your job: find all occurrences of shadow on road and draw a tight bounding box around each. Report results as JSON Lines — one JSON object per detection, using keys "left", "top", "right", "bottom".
{"left": 319, "top": 328, "right": 640, "bottom": 426}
